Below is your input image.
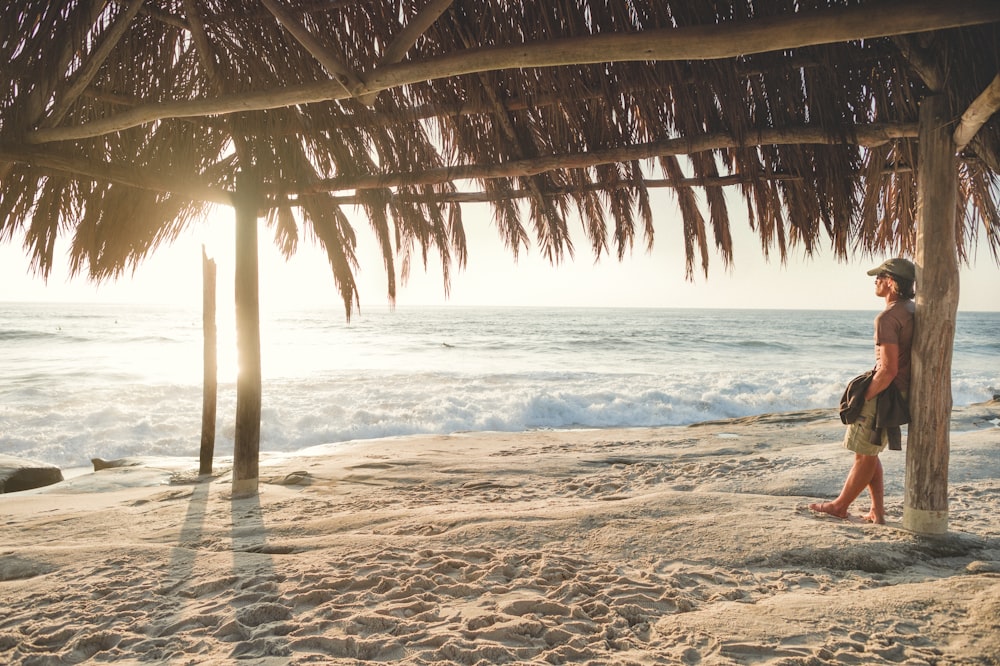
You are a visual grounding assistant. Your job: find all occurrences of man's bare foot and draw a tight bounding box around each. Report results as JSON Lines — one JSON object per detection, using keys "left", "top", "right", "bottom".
{"left": 808, "top": 502, "right": 848, "bottom": 519}
{"left": 862, "top": 510, "right": 886, "bottom": 525}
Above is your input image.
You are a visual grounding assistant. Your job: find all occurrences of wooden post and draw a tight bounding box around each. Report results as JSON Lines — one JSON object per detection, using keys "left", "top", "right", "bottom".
{"left": 232, "top": 173, "right": 262, "bottom": 497}
{"left": 199, "top": 245, "right": 217, "bottom": 476}
{"left": 904, "top": 94, "right": 959, "bottom": 535}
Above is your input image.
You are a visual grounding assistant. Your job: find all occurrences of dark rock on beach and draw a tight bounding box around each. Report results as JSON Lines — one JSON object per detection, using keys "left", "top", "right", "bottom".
{"left": 91, "top": 457, "right": 145, "bottom": 471}
{"left": 0, "top": 454, "right": 63, "bottom": 493}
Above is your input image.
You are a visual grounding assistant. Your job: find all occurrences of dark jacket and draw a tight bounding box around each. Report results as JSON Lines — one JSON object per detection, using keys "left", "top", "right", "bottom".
{"left": 839, "top": 370, "right": 910, "bottom": 450}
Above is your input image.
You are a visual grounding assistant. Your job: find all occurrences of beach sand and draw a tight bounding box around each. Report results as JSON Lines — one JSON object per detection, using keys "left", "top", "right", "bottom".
{"left": 2, "top": 403, "right": 998, "bottom": 665}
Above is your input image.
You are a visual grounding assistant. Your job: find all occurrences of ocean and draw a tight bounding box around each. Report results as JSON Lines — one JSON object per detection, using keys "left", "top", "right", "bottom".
{"left": 2, "top": 302, "right": 997, "bottom": 469}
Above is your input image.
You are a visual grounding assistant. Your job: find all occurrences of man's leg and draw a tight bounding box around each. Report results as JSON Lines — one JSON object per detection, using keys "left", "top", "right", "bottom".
{"left": 809, "top": 453, "right": 881, "bottom": 518}
{"left": 862, "top": 457, "right": 885, "bottom": 524}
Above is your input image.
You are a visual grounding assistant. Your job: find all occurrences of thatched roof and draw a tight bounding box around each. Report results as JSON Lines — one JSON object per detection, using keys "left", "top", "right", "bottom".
{"left": 2, "top": 0, "right": 998, "bottom": 316}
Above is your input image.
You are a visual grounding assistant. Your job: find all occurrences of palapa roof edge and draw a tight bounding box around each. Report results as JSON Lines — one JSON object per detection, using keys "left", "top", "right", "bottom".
{"left": 1, "top": 0, "right": 998, "bottom": 315}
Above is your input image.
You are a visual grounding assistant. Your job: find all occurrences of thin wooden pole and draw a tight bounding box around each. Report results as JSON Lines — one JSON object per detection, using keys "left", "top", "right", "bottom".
{"left": 904, "top": 94, "right": 959, "bottom": 535}
{"left": 233, "top": 173, "right": 261, "bottom": 497}
{"left": 199, "top": 245, "right": 217, "bottom": 476}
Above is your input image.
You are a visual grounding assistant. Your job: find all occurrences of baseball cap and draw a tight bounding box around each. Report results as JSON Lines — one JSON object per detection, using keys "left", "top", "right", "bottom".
{"left": 866, "top": 258, "right": 915, "bottom": 281}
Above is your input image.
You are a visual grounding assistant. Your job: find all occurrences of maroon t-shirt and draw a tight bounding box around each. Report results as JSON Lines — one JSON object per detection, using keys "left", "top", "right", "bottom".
{"left": 874, "top": 299, "right": 915, "bottom": 393}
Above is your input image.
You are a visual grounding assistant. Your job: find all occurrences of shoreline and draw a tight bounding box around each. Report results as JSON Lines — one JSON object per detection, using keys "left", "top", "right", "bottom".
{"left": 2, "top": 402, "right": 998, "bottom": 664}
{"left": 14, "top": 400, "right": 1000, "bottom": 482}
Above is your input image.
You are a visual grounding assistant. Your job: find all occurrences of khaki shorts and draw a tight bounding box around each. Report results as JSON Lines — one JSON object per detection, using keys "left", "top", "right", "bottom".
{"left": 843, "top": 397, "right": 887, "bottom": 456}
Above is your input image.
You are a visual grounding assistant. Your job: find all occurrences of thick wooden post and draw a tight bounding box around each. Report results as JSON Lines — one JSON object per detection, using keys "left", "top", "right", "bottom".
{"left": 904, "top": 95, "right": 959, "bottom": 535}
{"left": 233, "top": 175, "right": 262, "bottom": 496}
{"left": 199, "top": 245, "right": 217, "bottom": 476}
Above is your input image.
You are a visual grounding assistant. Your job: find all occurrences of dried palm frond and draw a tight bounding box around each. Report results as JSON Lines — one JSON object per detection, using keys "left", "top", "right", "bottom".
{"left": 0, "top": 0, "right": 997, "bottom": 316}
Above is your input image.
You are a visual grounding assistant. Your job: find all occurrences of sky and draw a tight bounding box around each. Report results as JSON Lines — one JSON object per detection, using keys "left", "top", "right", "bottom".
{"left": 1, "top": 191, "right": 998, "bottom": 314}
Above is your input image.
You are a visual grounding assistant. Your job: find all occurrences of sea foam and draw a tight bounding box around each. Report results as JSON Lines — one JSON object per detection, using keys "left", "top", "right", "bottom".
{"left": 1, "top": 304, "right": 996, "bottom": 468}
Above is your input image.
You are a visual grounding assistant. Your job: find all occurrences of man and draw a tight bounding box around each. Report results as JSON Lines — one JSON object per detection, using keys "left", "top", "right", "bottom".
{"left": 810, "top": 258, "right": 916, "bottom": 524}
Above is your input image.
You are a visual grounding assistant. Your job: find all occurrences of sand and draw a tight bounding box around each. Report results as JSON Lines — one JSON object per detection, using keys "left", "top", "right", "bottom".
{"left": 1, "top": 402, "right": 998, "bottom": 665}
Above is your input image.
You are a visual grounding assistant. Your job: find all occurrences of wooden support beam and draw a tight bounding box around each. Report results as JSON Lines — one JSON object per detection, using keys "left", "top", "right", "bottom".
{"left": 42, "top": 0, "right": 147, "bottom": 128}
{"left": 0, "top": 144, "right": 234, "bottom": 204}
{"left": 24, "top": 0, "right": 1000, "bottom": 144}
{"left": 954, "top": 73, "right": 1000, "bottom": 152}
{"left": 340, "top": 53, "right": 864, "bottom": 132}
{"left": 135, "top": 2, "right": 191, "bottom": 30}
{"left": 232, "top": 173, "right": 262, "bottom": 498}
{"left": 365, "top": 0, "right": 998, "bottom": 91}
{"left": 892, "top": 35, "right": 945, "bottom": 93}
{"left": 905, "top": 95, "right": 959, "bottom": 536}
{"left": 303, "top": 124, "right": 918, "bottom": 194}
{"left": 0, "top": 0, "right": 107, "bottom": 181}
{"left": 357, "top": 0, "right": 455, "bottom": 105}
{"left": 3, "top": 123, "right": 918, "bottom": 203}
{"left": 261, "top": 0, "right": 367, "bottom": 98}
{"left": 382, "top": 0, "right": 455, "bottom": 65}
{"left": 318, "top": 172, "right": 806, "bottom": 206}
{"left": 182, "top": 0, "right": 223, "bottom": 92}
